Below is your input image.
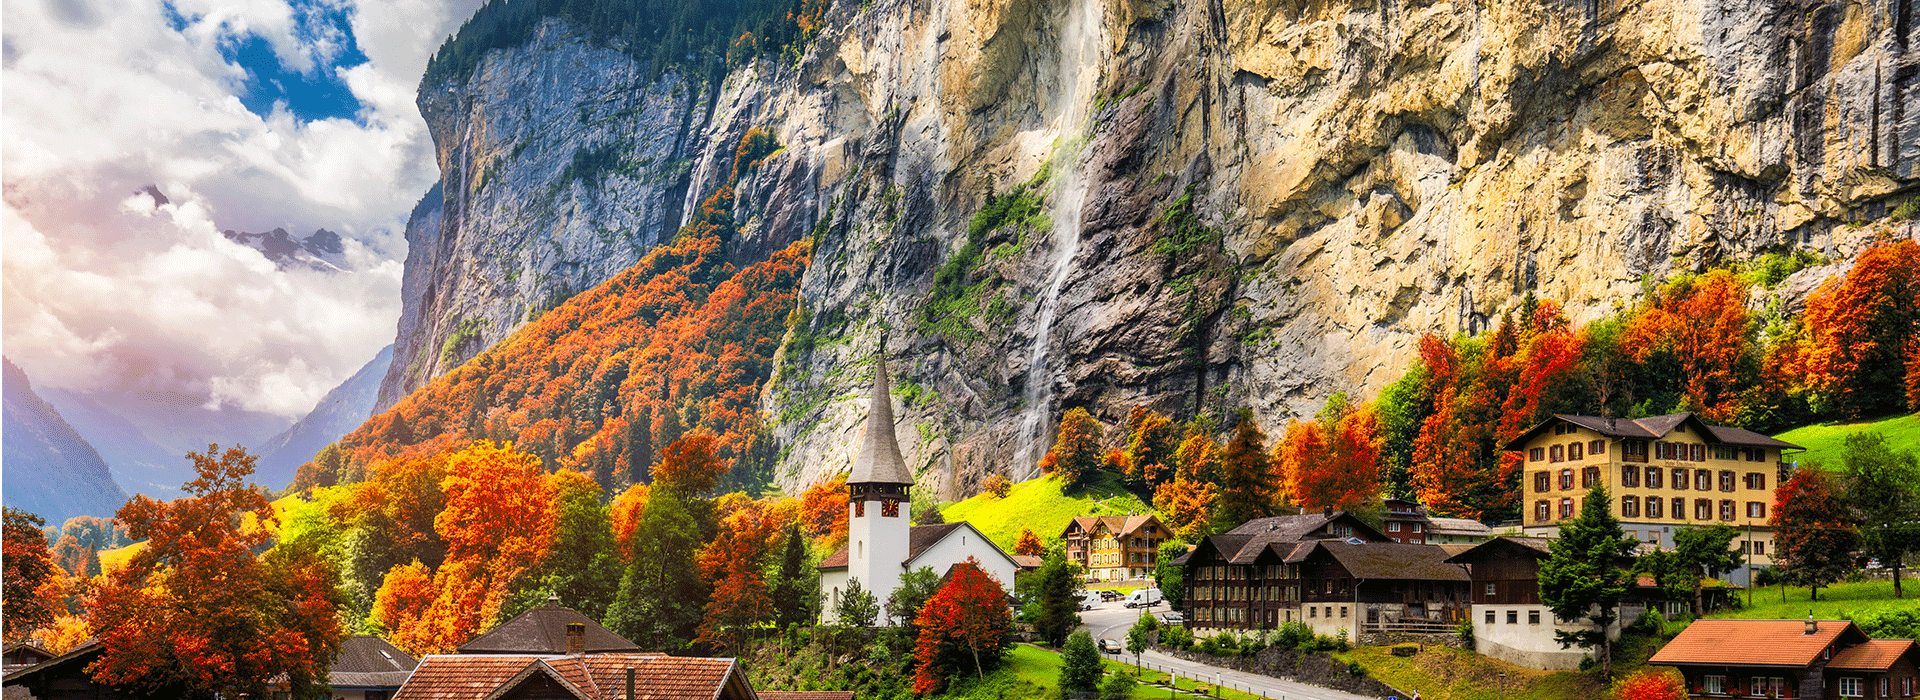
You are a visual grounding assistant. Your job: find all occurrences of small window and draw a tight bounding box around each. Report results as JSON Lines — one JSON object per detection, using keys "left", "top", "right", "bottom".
{"left": 1646, "top": 467, "right": 1663, "bottom": 489}
{"left": 1747, "top": 502, "right": 1767, "bottom": 518}
{"left": 1528, "top": 610, "right": 1540, "bottom": 624}
{"left": 1690, "top": 444, "right": 1705, "bottom": 461}
{"left": 1551, "top": 445, "right": 1565, "bottom": 462}
{"left": 1412, "top": 523, "right": 1423, "bottom": 533}
{"left": 1506, "top": 610, "right": 1518, "bottom": 624}
{"left": 1720, "top": 500, "right": 1736, "bottom": 521}
{"left": 1673, "top": 468, "right": 1690, "bottom": 490}
{"left": 1530, "top": 447, "right": 1546, "bottom": 462}
{"left": 1644, "top": 531, "right": 1660, "bottom": 547}
{"left": 1560, "top": 469, "right": 1575, "bottom": 490}
{"left": 1646, "top": 497, "right": 1663, "bottom": 519}
{"left": 1696, "top": 499, "right": 1714, "bottom": 520}
{"left": 1485, "top": 610, "right": 1495, "bottom": 624}
{"left": 1583, "top": 466, "right": 1601, "bottom": 488}
{"left": 1696, "top": 469, "right": 1713, "bottom": 491}
{"left": 1715, "top": 446, "right": 1737, "bottom": 460}
{"left": 1620, "top": 465, "right": 1640, "bottom": 488}
{"left": 1720, "top": 470, "right": 1736, "bottom": 492}
{"left": 1747, "top": 472, "right": 1767, "bottom": 490}
{"left": 1590, "top": 439, "right": 1606, "bottom": 455}
{"left": 1535, "top": 472, "right": 1551, "bottom": 492}
{"left": 1559, "top": 498, "right": 1574, "bottom": 519}
{"left": 1706, "top": 676, "right": 1726, "bottom": 695}
{"left": 1485, "top": 583, "right": 1497, "bottom": 596}
{"left": 1752, "top": 540, "right": 1765, "bottom": 556}
{"left": 1622, "top": 496, "right": 1640, "bottom": 518}
{"left": 1672, "top": 498, "right": 1686, "bottom": 520}
{"left": 1341, "top": 606, "right": 1348, "bottom": 618}
{"left": 1838, "top": 677, "right": 1863, "bottom": 697}
{"left": 1569, "top": 442, "right": 1584, "bottom": 460}
{"left": 1535, "top": 501, "right": 1551, "bottom": 522}
{"left": 1388, "top": 522, "right": 1401, "bottom": 532}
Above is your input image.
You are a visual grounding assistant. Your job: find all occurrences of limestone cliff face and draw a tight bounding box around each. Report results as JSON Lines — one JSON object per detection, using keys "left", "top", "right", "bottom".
{"left": 381, "top": 0, "right": 1919, "bottom": 498}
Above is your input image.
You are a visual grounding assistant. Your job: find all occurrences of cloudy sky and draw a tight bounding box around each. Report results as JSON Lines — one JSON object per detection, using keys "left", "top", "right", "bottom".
{"left": 4, "top": 0, "right": 482, "bottom": 418}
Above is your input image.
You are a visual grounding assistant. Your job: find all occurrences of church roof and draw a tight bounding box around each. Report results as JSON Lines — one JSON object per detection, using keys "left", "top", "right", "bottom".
{"left": 818, "top": 522, "right": 965, "bottom": 571}
{"left": 848, "top": 355, "right": 913, "bottom": 486}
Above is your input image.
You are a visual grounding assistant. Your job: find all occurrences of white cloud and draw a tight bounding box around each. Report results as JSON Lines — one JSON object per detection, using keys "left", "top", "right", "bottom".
{"left": 2, "top": 0, "right": 481, "bottom": 417}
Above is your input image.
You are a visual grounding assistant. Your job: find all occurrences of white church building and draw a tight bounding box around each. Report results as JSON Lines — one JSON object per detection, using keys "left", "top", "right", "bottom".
{"left": 817, "top": 357, "right": 1020, "bottom": 624}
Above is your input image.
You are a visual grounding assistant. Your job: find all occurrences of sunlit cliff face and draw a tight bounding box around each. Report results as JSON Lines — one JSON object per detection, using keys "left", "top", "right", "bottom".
{"left": 1, "top": 0, "right": 479, "bottom": 418}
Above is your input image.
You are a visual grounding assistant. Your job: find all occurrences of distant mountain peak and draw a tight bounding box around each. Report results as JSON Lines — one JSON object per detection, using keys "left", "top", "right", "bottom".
{"left": 222, "top": 227, "right": 350, "bottom": 272}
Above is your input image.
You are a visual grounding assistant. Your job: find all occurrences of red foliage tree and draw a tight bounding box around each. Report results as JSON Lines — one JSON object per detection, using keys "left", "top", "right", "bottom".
{"left": 1621, "top": 270, "right": 1754, "bottom": 420}
{"left": 911, "top": 559, "right": 1014, "bottom": 695}
{"left": 88, "top": 445, "right": 343, "bottom": 697}
{"left": 654, "top": 431, "right": 728, "bottom": 498}
{"left": 1801, "top": 239, "right": 1920, "bottom": 417}
{"left": 1613, "top": 669, "right": 1688, "bottom": 700}
{"left": 1123, "top": 407, "right": 1179, "bottom": 490}
{"left": 1770, "top": 467, "right": 1860, "bottom": 601}
{"left": 694, "top": 499, "right": 785, "bottom": 649}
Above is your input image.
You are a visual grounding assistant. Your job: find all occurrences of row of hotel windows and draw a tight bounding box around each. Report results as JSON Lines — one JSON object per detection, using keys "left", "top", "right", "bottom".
{"left": 1530, "top": 440, "right": 1771, "bottom": 464}
{"left": 1534, "top": 466, "right": 1768, "bottom": 492}
{"left": 1830, "top": 676, "right": 1917, "bottom": 697}
{"left": 1192, "top": 606, "right": 1351, "bottom": 624}
{"left": 1486, "top": 608, "right": 1542, "bottom": 625}
{"left": 1089, "top": 553, "right": 1155, "bottom": 566}
{"left": 1533, "top": 497, "right": 1767, "bottom": 522}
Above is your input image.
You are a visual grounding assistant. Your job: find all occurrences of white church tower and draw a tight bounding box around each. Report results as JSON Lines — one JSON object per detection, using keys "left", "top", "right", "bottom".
{"left": 845, "top": 354, "right": 913, "bottom": 608}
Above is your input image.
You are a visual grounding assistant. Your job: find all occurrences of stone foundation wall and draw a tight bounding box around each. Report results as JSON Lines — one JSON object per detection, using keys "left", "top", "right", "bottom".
{"left": 1156, "top": 646, "right": 1409, "bottom": 698}
{"left": 1358, "top": 631, "right": 1468, "bottom": 648}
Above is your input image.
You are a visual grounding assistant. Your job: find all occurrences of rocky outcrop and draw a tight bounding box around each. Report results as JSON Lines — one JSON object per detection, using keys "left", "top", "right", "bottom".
{"left": 381, "top": 0, "right": 1919, "bottom": 498}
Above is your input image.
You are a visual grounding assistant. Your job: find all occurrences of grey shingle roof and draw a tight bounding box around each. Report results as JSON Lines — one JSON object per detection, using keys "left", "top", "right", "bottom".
{"left": 1292, "top": 541, "right": 1471, "bottom": 581}
{"left": 1504, "top": 413, "right": 1805, "bottom": 452}
{"left": 848, "top": 356, "right": 913, "bottom": 486}
{"left": 457, "top": 604, "right": 641, "bottom": 654}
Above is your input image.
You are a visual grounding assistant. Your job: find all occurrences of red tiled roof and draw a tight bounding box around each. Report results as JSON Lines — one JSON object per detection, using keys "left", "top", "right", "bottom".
{"left": 1648, "top": 620, "right": 1865, "bottom": 668}
{"left": 1829, "top": 639, "right": 1918, "bottom": 671}
{"left": 1061, "top": 515, "right": 1164, "bottom": 540}
{"left": 393, "top": 653, "right": 743, "bottom": 700}
{"left": 759, "top": 692, "right": 857, "bottom": 700}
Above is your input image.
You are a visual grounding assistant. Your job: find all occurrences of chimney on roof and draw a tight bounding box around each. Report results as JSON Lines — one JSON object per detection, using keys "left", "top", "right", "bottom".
{"left": 1323, "top": 504, "right": 1333, "bottom": 518}
{"left": 547, "top": 592, "right": 560, "bottom": 608}
{"left": 1805, "top": 613, "right": 1819, "bottom": 635}
{"left": 567, "top": 622, "right": 586, "bottom": 655}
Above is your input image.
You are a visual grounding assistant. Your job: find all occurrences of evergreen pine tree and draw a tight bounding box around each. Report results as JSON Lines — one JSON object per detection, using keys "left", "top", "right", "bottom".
{"left": 1033, "top": 555, "right": 1082, "bottom": 646}
{"left": 834, "top": 578, "right": 878, "bottom": 627}
{"left": 1538, "top": 483, "right": 1638, "bottom": 675}
{"left": 1060, "top": 630, "right": 1103, "bottom": 694}
{"left": 771, "top": 523, "right": 815, "bottom": 627}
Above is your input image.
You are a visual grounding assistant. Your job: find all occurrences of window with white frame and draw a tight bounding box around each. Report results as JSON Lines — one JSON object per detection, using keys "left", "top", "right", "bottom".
{"left": 1704, "top": 676, "right": 1725, "bottom": 694}
{"left": 1838, "top": 677, "right": 1863, "bottom": 697}
{"left": 1388, "top": 522, "right": 1401, "bottom": 532}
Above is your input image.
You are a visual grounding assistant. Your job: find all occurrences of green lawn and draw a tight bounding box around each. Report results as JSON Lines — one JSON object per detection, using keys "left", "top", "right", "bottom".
{"left": 984, "top": 643, "right": 1264, "bottom": 700}
{"left": 940, "top": 473, "right": 1155, "bottom": 550}
{"left": 1707, "top": 579, "right": 1920, "bottom": 624}
{"left": 1772, "top": 413, "right": 1920, "bottom": 469}
{"left": 1334, "top": 646, "right": 1604, "bottom": 700}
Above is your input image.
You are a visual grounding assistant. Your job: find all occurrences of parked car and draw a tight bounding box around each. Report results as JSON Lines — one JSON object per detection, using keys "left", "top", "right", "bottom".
{"left": 1123, "top": 588, "right": 1163, "bottom": 608}
{"left": 1100, "top": 590, "right": 1122, "bottom": 601}
{"left": 1099, "top": 639, "right": 1123, "bottom": 654}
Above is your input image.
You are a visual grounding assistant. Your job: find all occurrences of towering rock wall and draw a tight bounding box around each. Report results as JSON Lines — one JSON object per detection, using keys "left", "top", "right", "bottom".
{"left": 380, "top": 0, "right": 1919, "bottom": 498}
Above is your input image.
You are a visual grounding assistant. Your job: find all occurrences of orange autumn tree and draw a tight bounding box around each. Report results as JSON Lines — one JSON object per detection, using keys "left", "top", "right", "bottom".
{"left": 370, "top": 560, "right": 434, "bottom": 636}
{"left": 911, "top": 559, "right": 1015, "bottom": 695}
{"left": 610, "top": 482, "right": 650, "bottom": 555}
{"left": 89, "top": 445, "right": 343, "bottom": 698}
{"left": 1280, "top": 400, "right": 1384, "bottom": 512}
{"left": 694, "top": 498, "right": 787, "bottom": 649}
{"left": 1122, "top": 406, "right": 1179, "bottom": 490}
{"left": 797, "top": 475, "right": 850, "bottom": 551}
{"left": 383, "top": 442, "right": 557, "bottom": 655}
{"left": 1612, "top": 669, "right": 1688, "bottom": 700}
{"left": 1013, "top": 530, "right": 1046, "bottom": 557}
{"left": 654, "top": 431, "right": 730, "bottom": 498}
{"left": 1621, "top": 270, "right": 1756, "bottom": 421}
{"left": 2, "top": 508, "right": 58, "bottom": 638}
{"left": 1038, "top": 408, "right": 1102, "bottom": 487}
{"left": 1799, "top": 239, "right": 1920, "bottom": 417}
{"left": 1153, "top": 477, "right": 1217, "bottom": 539}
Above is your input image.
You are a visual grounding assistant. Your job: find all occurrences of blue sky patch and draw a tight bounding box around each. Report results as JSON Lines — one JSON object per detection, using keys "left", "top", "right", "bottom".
{"left": 164, "top": 0, "right": 369, "bottom": 123}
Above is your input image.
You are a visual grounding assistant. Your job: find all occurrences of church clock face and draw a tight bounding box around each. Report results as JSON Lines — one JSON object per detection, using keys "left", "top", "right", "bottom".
{"left": 882, "top": 500, "right": 901, "bottom": 518}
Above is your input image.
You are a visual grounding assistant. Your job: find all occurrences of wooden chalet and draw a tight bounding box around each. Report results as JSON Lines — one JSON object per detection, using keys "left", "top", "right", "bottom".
{"left": 1650, "top": 619, "right": 1920, "bottom": 699}
{"left": 1060, "top": 514, "right": 1170, "bottom": 581}
{"left": 393, "top": 654, "right": 754, "bottom": 700}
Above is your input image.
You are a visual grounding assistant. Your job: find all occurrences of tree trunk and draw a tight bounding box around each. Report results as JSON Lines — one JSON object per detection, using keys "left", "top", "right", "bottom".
{"left": 973, "top": 646, "right": 983, "bottom": 680}
{"left": 1692, "top": 583, "right": 1704, "bottom": 617}
{"left": 1894, "top": 563, "right": 1904, "bottom": 598}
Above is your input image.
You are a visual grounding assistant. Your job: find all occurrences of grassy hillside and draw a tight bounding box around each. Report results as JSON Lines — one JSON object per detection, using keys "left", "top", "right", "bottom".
{"left": 1773, "top": 413, "right": 1920, "bottom": 468}
{"left": 1707, "top": 580, "right": 1919, "bottom": 624}
{"left": 940, "top": 473, "right": 1155, "bottom": 551}
{"left": 1334, "top": 645, "right": 1604, "bottom": 700}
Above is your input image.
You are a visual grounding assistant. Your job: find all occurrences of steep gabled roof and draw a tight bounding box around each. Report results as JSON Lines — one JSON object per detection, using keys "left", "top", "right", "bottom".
{"left": 1442, "top": 536, "right": 1555, "bottom": 565}
{"left": 848, "top": 355, "right": 913, "bottom": 486}
{"left": 1061, "top": 514, "right": 1166, "bottom": 540}
{"left": 1648, "top": 619, "right": 1867, "bottom": 668}
{"left": 1503, "top": 413, "right": 1804, "bottom": 452}
{"left": 457, "top": 604, "right": 641, "bottom": 654}
{"left": 1290, "top": 541, "right": 1471, "bottom": 581}
{"left": 331, "top": 634, "right": 419, "bottom": 688}
{"left": 1426, "top": 517, "right": 1493, "bottom": 537}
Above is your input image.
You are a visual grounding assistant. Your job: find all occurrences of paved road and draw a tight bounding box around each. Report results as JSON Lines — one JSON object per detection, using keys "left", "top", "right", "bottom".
{"left": 1078, "top": 599, "right": 1383, "bottom": 700}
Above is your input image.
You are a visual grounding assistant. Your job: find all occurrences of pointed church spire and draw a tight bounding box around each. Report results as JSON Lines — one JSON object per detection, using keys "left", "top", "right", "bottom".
{"left": 849, "top": 353, "right": 913, "bottom": 486}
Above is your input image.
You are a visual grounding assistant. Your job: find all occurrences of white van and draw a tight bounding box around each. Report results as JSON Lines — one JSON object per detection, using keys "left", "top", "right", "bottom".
{"left": 1122, "top": 588, "right": 1162, "bottom": 608}
{"left": 1079, "top": 591, "right": 1103, "bottom": 610}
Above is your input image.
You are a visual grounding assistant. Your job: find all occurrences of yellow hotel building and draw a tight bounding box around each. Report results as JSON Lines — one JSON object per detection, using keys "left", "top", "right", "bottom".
{"left": 1503, "top": 413, "right": 1802, "bottom": 568}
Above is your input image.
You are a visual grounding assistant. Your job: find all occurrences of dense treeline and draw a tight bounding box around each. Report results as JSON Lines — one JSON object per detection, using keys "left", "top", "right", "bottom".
{"left": 420, "top": 0, "right": 828, "bottom": 89}
{"left": 296, "top": 129, "right": 794, "bottom": 496}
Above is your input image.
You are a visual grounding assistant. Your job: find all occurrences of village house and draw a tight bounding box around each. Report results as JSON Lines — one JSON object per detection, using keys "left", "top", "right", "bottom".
{"left": 1504, "top": 413, "right": 1801, "bottom": 585}
{"left": 1173, "top": 510, "right": 1478, "bottom": 643}
{"left": 1443, "top": 536, "right": 1618, "bottom": 670}
{"left": 1381, "top": 497, "right": 1494, "bottom": 545}
{"left": 1060, "top": 514, "right": 1170, "bottom": 580}
{"left": 1649, "top": 619, "right": 1920, "bottom": 699}
{"left": 817, "top": 358, "right": 1019, "bottom": 624}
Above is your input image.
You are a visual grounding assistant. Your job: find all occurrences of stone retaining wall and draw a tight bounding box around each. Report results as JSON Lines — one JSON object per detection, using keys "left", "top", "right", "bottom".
{"left": 1156, "top": 646, "right": 1409, "bottom": 698}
